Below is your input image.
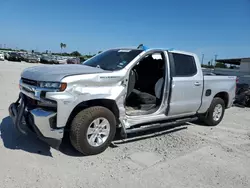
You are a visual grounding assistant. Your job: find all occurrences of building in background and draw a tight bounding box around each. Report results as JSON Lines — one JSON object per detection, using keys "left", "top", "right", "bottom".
{"left": 215, "top": 57, "right": 250, "bottom": 85}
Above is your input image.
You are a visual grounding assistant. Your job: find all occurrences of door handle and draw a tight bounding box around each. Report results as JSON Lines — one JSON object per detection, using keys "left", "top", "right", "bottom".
{"left": 194, "top": 82, "right": 201, "bottom": 86}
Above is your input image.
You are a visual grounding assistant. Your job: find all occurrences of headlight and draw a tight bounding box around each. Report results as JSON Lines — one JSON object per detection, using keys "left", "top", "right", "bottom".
{"left": 40, "top": 82, "right": 60, "bottom": 88}
{"left": 39, "top": 82, "right": 67, "bottom": 91}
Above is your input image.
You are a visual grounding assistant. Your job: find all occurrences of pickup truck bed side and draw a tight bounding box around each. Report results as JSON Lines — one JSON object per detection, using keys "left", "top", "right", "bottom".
{"left": 199, "top": 76, "right": 236, "bottom": 113}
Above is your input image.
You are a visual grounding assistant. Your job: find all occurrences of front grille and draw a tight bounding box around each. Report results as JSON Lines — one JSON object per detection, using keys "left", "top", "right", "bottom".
{"left": 21, "top": 78, "right": 38, "bottom": 86}
{"left": 26, "top": 96, "right": 38, "bottom": 107}
{"left": 22, "top": 86, "right": 35, "bottom": 95}
{"left": 25, "top": 95, "right": 57, "bottom": 110}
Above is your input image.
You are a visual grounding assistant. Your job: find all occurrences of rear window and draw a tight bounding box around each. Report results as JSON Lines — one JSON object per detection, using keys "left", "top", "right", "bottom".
{"left": 171, "top": 53, "right": 197, "bottom": 77}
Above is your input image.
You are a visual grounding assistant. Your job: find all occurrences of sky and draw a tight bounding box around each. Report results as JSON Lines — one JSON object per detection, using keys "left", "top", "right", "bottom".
{"left": 0, "top": 0, "right": 249, "bottom": 64}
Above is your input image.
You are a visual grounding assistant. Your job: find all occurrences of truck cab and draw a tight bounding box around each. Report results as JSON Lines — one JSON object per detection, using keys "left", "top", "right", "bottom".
{"left": 9, "top": 47, "right": 236, "bottom": 155}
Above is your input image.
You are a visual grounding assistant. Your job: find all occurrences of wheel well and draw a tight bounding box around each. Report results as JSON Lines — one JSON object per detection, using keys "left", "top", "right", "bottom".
{"left": 214, "top": 92, "right": 229, "bottom": 108}
{"left": 65, "top": 99, "right": 120, "bottom": 129}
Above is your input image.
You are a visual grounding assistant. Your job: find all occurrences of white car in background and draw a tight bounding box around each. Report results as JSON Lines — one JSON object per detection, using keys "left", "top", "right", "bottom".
{"left": 0, "top": 53, "right": 5, "bottom": 60}
{"left": 57, "top": 56, "right": 68, "bottom": 64}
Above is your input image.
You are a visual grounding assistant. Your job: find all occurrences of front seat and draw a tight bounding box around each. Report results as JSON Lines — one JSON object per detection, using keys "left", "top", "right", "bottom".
{"left": 126, "top": 69, "right": 137, "bottom": 99}
{"left": 154, "top": 77, "right": 164, "bottom": 99}
{"left": 135, "top": 77, "right": 164, "bottom": 105}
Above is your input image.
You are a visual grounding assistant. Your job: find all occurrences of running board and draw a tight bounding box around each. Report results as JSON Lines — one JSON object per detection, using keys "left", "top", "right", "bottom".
{"left": 122, "top": 117, "right": 198, "bottom": 136}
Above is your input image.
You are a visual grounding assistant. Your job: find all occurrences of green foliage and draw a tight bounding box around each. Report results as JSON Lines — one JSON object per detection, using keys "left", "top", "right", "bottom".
{"left": 60, "top": 43, "right": 67, "bottom": 53}
{"left": 52, "top": 52, "right": 68, "bottom": 56}
{"left": 79, "top": 56, "right": 86, "bottom": 62}
{"left": 0, "top": 48, "right": 14, "bottom": 51}
{"left": 201, "top": 64, "right": 214, "bottom": 68}
{"left": 19, "top": 49, "right": 27, "bottom": 52}
{"left": 85, "top": 54, "right": 94, "bottom": 59}
{"left": 215, "top": 62, "right": 227, "bottom": 68}
{"left": 70, "top": 51, "right": 82, "bottom": 57}
{"left": 0, "top": 47, "right": 96, "bottom": 61}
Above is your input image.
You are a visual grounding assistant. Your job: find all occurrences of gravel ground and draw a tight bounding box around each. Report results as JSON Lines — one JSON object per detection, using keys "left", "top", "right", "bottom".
{"left": 0, "top": 60, "right": 250, "bottom": 188}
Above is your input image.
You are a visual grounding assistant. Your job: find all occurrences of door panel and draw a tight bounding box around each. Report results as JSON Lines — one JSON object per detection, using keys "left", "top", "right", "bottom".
{"left": 167, "top": 52, "right": 203, "bottom": 116}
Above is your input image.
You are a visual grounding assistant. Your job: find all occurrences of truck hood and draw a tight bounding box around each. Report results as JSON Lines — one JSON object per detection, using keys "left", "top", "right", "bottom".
{"left": 21, "top": 64, "right": 109, "bottom": 82}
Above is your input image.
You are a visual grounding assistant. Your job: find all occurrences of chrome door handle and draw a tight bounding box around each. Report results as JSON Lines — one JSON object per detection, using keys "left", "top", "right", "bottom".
{"left": 194, "top": 82, "right": 201, "bottom": 86}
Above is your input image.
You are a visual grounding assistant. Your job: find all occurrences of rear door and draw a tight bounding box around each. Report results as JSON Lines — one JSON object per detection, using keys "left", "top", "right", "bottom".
{"left": 167, "top": 52, "right": 203, "bottom": 116}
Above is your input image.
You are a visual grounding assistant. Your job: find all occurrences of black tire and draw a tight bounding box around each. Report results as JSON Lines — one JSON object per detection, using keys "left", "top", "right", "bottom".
{"left": 69, "top": 106, "right": 116, "bottom": 155}
{"left": 202, "top": 97, "right": 225, "bottom": 126}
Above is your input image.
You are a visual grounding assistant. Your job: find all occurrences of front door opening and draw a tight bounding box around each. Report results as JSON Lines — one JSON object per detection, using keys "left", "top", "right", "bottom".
{"left": 125, "top": 52, "right": 166, "bottom": 116}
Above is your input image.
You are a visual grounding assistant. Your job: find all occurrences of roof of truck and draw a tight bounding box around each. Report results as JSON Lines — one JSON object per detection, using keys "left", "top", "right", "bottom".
{"left": 110, "top": 47, "right": 197, "bottom": 57}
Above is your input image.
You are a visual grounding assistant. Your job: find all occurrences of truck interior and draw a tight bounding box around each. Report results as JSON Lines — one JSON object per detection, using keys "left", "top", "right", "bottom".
{"left": 125, "top": 52, "right": 166, "bottom": 116}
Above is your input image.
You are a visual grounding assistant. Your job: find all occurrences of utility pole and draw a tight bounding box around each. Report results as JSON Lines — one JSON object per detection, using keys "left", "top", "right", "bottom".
{"left": 214, "top": 54, "right": 218, "bottom": 67}
{"left": 201, "top": 54, "right": 204, "bottom": 65}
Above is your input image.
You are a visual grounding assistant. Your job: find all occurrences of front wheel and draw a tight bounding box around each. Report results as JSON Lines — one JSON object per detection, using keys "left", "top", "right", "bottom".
{"left": 200, "top": 97, "right": 225, "bottom": 126}
{"left": 69, "top": 106, "right": 116, "bottom": 155}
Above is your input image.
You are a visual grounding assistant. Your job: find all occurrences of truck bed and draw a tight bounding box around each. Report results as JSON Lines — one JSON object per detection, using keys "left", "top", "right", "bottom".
{"left": 198, "top": 75, "right": 236, "bottom": 113}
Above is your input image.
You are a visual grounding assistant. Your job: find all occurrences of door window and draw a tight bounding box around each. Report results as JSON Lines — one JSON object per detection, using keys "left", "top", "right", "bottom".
{"left": 171, "top": 53, "right": 197, "bottom": 77}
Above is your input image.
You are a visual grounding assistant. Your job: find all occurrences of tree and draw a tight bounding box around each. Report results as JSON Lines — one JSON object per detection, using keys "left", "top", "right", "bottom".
{"left": 215, "top": 62, "right": 227, "bottom": 68}
{"left": 70, "top": 51, "right": 81, "bottom": 57}
{"left": 60, "top": 43, "right": 67, "bottom": 54}
{"left": 60, "top": 43, "right": 63, "bottom": 53}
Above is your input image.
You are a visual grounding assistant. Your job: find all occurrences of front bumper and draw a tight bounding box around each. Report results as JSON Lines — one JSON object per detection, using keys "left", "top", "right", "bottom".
{"left": 8, "top": 93, "right": 64, "bottom": 148}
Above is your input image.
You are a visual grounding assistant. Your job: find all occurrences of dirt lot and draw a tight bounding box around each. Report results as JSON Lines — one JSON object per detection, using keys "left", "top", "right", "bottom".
{"left": 0, "top": 60, "right": 250, "bottom": 188}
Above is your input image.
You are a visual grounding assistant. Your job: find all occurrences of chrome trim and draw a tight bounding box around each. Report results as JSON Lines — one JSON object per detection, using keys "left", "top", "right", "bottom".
{"left": 19, "top": 79, "right": 58, "bottom": 100}
{"left": 30, "top": 108, "right": 64, "bottom": 140}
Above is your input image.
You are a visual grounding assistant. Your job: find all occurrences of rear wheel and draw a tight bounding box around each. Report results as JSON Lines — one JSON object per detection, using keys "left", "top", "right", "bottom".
{"left": 201, "top": 97, "right": 225, "bottom": 126}
{"left": 69, "top": 106, "right": 116, "bottom": 155}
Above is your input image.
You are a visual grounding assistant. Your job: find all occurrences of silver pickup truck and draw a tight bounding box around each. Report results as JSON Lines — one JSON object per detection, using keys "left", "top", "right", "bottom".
{"left": 9, "top": 48, "right": 236, "bottom": 155}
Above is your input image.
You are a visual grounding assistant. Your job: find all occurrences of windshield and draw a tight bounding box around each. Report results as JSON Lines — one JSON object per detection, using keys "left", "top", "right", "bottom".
{"left": 83, "top": 49, "right": 142, "bottom": 71}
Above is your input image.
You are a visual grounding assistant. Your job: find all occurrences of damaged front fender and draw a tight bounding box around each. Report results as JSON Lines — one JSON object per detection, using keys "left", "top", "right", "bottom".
{"left": 45, "top": 72, "right": 128, "bottom": 128}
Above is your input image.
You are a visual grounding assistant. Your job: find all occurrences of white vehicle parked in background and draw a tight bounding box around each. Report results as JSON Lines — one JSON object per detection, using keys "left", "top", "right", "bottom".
{"left": 9, "top": 47, "right": 237, "bottom": 155}
{"left": 0, "top": 52, "right": 4, "bottom": 60}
